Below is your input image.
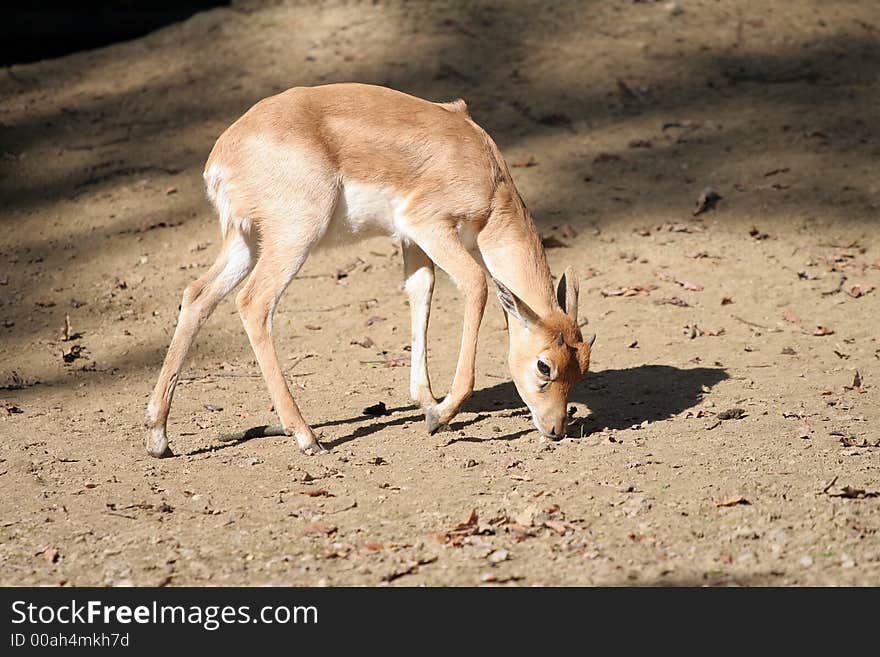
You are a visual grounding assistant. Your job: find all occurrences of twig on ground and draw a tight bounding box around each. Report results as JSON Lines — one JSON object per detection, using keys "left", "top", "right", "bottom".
{"left": 219, "top": 425, "right": 286, "bottom": 443}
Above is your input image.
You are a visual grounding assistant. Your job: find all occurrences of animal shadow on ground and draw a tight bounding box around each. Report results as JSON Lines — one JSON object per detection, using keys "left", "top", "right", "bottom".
{"left": 201, "top": 364, "right": 727, "bottom": 453}
{"left": 465, "top": 364, "right": 729, "bottom": 437}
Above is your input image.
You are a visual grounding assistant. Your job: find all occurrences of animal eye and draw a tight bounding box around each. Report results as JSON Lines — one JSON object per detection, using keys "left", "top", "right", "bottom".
{"left": 537, "top": 360, "right": 551, "bottom": 377}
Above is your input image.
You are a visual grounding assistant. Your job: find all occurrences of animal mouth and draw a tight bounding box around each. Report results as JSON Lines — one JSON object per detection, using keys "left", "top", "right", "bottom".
{"left": 530, "top": 412, "right": 562, "bottom": 438}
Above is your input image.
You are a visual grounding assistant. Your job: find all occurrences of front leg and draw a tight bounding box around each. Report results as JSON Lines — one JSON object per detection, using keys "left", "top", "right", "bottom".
{"left": 405, "top": 222, "right": 487, "bottom": 433}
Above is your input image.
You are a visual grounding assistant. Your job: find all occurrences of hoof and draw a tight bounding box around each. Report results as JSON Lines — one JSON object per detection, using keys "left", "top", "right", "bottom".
{"left": 145, "top": 428, "right": 172, "bottom": 458}
{"left": 424, "top": 407, "right": 445, "bottom": 435}
{"left": 295, "top": 429, "right": 327, "bottom": 456}
{"left": 300, "top": 442, "right": 328, "bottom": 456}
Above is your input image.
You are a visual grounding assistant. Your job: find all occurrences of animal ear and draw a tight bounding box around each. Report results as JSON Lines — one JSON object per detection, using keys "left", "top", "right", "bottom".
{"left": 578, "top": 335, "right": 595, "bottom": 373}
{"left": 556, "top": 266, "right": 579, "bottom": 321}
{"left": 493, "top": 279, "right": 539, "bottom": 329}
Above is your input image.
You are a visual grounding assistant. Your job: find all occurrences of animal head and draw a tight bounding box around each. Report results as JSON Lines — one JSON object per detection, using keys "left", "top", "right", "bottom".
{"left": 495, "top": 266, "right": 595, "bottom": 438}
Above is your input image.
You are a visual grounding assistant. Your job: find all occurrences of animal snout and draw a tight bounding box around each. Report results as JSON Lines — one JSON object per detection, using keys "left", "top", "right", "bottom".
{"left": 545, "top": 418, "right": 568, "bottom": 439}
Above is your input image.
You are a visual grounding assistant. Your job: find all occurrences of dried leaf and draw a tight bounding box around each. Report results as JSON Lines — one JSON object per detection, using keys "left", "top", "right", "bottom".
{"left": 363, "top": 402, "right": 390, "bottom": 416}
{"left": 655, "top": 271, "right": 704, "bottom": 291}
{"left": 350, "top": 336, "right": 374, "bottom": 348}
{"left": 693, "top": 188, "right": 722, "bottom": 216}
{"left": 541, "top": 235, "right": 568, "bottom": 249}
{"left": 42, "top": 547, "right": 59, "bottom": 564}
{"left": 721, "top": 297, "right": 734, "bottom": 305}
{"left": 559, "top": 223, "right": 578, "bottom": 240}
{"left": 304, "top": 522, "right": 337, "bottom": 537}
{"left": 601, "top": 285, "right": 655, "bottom": 297}
{"left": 543, "top": 519, "right": 570, "bottom": 535}
{"left": 847, "top": 284, "right": 875, "bottom": 299}
{"left": 365, "top": 315, "right": 386, "bottom": 326}
{"left": 813, "top": 326, "right": 835, "bottom": 336}
{"left": 455, "top": 509, "right": 478, "bottom": 531}
{"left": 435, "top": 509, "right": 482, "bottom": 546}
{"left": 715, "top": 496, "right": 750, "bottom": 508}
{"left": 844, "top": 370, "right": 864, "bottom": 393}
{"left": 382, "top": 556, "right": 437, "bottom": 582}
{"left": 662, "top": 223, "right": 705, "bottom": 233}
{"left": 828, "top": 486, "right": 879, "bottom": 499}
{"left": 717, "top": 408, "right": 746, "bottom": 420}
{"left": 0, "top": 400, "right": 23, "bottom": 416}
{"left": 300, "top": 489, "right": 334, "bottom": 498}
{"left": 683, "top": 324, "right": 723, "bottom": 338}
{"left": 654, "top": 296, "right": 690, "bottom": 307}
{"left": 684, "top": 324, "right": 701, "bottom": 339}
{"left": 511, "top": 155, "right": 538, "bottom": 168}
{"left": 61, "top": 345, "right": 84, "bottom": 363}
{"left": 203, "top": 404, "right": 223, "bottom": 412}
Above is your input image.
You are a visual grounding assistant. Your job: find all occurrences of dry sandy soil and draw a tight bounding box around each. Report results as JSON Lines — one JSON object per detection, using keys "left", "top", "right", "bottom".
{"left": 1, "top": 0, "right": 879, "bottom": 586}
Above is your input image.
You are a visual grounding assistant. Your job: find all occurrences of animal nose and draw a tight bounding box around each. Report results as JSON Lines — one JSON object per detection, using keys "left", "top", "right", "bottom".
{"left": 548, "top": 421, "right": 567, "bottom": 438}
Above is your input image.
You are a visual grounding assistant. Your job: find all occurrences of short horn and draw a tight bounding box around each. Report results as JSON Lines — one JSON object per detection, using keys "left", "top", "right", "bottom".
{"left": 587, "top": 333, "right": 596, "bottom": 347}
{"left": 556, "top": 266, "right": 579, "bottom": 321}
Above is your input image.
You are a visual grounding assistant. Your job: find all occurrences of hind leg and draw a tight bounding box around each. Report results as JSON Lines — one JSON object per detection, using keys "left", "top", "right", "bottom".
{"left": 145, "top": 229, "right": 256, "bottom": 457}
{"left": 236, "top": 241, "right": 325, "bottom": 455}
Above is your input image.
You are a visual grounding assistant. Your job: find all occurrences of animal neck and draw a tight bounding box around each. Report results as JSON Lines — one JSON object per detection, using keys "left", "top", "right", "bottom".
{"left": 478, "top": 183, "right": 557, "bottom": 317}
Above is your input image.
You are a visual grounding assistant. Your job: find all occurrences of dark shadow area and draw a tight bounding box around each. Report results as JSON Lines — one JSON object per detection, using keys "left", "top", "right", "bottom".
{"left": 180, "top": 364, "right": 728, "bottom": 455}
{"left": 1, "top": 1, "right": 230, "bottom": 66}
{"left": 178, "top": 405, "right": 424, "bottom": 455}
{"left": 322, "top": 412, "right": 424, "bottom": 449}
{"left": 440, "top": 428, "right": 533, "bottom": 446}
{"left": 466, "top": 365, "right": 729, "bottom": 432}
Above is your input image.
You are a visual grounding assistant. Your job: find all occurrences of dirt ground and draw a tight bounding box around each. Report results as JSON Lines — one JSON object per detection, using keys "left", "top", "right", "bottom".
{"left": 1, "top": 0, "right": 878, "bottom": 586}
